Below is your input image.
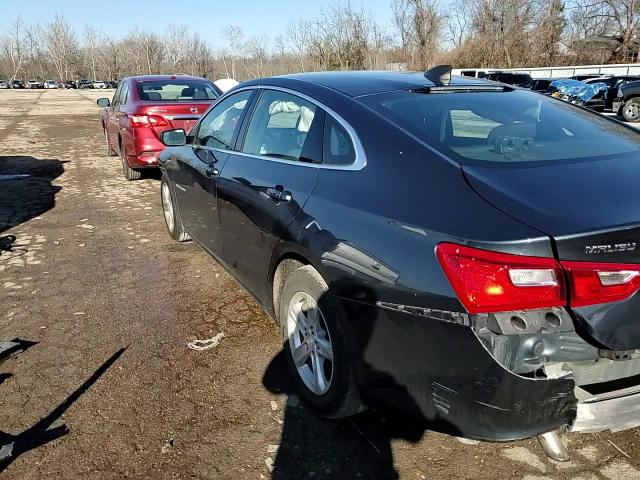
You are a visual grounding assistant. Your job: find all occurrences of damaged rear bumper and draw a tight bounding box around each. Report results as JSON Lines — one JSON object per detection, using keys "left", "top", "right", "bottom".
{"left": 341, "top": 299, "right": 577, "bottom": 441}
{"left": 341, "top": 298, "right": 640, "bottom": 441}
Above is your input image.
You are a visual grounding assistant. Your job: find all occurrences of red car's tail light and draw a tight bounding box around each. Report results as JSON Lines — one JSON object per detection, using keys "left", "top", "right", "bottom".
{"left": 561, "top": 261, "right": 640, "bottom": 307}
{"left": 436, "top": 243, "right": 565, "bottom": 314}
{"left": 130, "top": 114, "right": 168, "bottom": 127}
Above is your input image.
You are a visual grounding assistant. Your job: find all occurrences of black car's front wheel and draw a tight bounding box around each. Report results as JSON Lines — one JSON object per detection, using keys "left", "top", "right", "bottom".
{"left": 622, "top": 98, "right": 640, "bottom": 122}
{"left": 160, "top": 175, "right": 190, "bottom": 242}
{"left": 278, "top": 264, "right": 363, "bottom": 418}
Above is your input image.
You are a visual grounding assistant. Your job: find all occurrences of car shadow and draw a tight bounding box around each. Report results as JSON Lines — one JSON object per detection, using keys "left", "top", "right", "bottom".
{"left": 0, "top": 347, "right": 127, "bottom": 471}
{"left": 0, "top": 156, "right": 66, "bottom": 234}
{"left": 263, "top": 351, "right": 427, "bottom": 479}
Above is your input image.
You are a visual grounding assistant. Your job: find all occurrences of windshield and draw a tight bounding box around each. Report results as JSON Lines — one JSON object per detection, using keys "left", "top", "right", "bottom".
{"left": 136, "top": 79, "right": 219, "bottom": 102}
{"left": 359, "top": 89, "right": 640, "bottom": 165}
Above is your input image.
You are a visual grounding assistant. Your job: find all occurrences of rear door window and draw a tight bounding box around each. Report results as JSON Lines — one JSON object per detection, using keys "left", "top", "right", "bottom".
{"left": 195, "top": 90, "right": 252, "bottom": 149}
{"left": 323, "top": 115, "right": 355, "bottom": 165}
{"left": 242, "top": 90, "right": 321, "bottom": 162}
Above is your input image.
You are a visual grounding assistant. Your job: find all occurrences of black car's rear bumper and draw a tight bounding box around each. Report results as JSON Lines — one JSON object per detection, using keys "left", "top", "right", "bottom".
{"left": 341, "top": 298, "right": 578, "bottom": 441}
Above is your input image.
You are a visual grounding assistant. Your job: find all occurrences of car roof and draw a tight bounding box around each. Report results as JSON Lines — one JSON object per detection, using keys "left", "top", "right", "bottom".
{"left": 130, "top": 75, "right": 210, "bottom": 82}
{"left": 258, "top": 70, "right": 498, "bottom": 97}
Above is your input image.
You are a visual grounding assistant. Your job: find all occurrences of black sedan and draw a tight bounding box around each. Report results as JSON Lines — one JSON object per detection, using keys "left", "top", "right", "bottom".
{"left": 157, "top": 68, "right": 640, "bottom": 453}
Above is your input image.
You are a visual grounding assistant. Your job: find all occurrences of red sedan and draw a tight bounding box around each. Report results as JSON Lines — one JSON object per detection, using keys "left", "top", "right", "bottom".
{"left": 97, "top": 75, "right": 221, "bottom": 180}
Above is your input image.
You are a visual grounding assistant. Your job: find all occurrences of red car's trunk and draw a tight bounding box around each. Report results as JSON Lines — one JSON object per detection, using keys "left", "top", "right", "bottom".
{"left": 136, "top": 102, "right": 212, "bottom": 138}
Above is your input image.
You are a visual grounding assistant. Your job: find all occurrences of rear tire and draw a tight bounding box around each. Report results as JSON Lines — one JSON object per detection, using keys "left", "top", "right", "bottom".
{"left": 121, "top": 142, "right": 142, "bottom": 181}
{"left": 161, "top": 174, "right": 190, "bottom": 242}
{"left": 278, "top": 264, "right": 363, "bottom": 418}
{"left": 622, "top": 98, "right": 640, "bottom": 122}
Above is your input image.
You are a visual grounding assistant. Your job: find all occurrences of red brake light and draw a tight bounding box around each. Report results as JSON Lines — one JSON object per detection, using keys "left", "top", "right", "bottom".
{"left": 435, "top": 243, "right": 565, "bottom": 314}
{"left": 130, "top": 114, "right": 168, "bottom": 128}
{"left": 562, "top": 261, "right": 640, "bottom": 307}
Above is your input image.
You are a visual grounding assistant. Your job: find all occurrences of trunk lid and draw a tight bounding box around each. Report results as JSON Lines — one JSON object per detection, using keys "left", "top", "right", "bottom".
{"left": 463, "top": 155, "right": 640, "bottom": 350}
{"left": 462, "top": 154, "right": 640, "bottom": 263}
{"left": 138, "top": 102, "right": 213, "bottom": 138}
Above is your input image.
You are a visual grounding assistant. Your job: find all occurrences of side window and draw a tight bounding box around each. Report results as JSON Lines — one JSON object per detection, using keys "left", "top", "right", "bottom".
{"left": 323, "top": 115, "right": 355, "bottom": 166}
{"left": 112, "top": 84, "right": 122, "bottom": 106}
{"left": 120, "top": 83, "right": 129, "bottom": 106}
{"left": 195, "top": 90, "right": 252, "bottom": 149}
{"left": 242, "top": 90, "right": 319, "bottom": 161}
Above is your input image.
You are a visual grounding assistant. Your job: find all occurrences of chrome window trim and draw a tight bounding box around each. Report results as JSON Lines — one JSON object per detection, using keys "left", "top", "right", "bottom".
{"left": 210, "top": 85, "right": 367, "bottom": 171}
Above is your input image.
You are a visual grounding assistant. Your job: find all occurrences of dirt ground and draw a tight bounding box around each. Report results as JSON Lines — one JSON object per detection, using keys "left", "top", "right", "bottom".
{"left": 1, "top": 89, "right": 640, "bottom": 480}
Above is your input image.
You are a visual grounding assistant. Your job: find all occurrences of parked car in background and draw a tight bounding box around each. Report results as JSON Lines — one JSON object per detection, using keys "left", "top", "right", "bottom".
{"left": 613, "top": 79, "right": 640, "bottom": 122}
{"left": 549, "top": 79, "right": 607, "bottom": 111}
{"left": 61, "top": 80, "right": 76, "bottom": 89}
{"left": 10, "top": 80, "right": 24, "bottom": 89}
{"left": 44, "top": 80, "right": 59, "bottom": 89}
{"left": 92, "top": 80, "right": 106, "bottom": 89}
{"left": 0, "top": 80, "right": 7, "bottom": 89}
{"left": 27, "top": 79, "right": 43, "bottom": 89}
{"left": 485, "top": 71, "right": 533, "bottom": 87}
{"left": 569, "top": 74, "right": 611, "bottom": 81}
{"left": 529, "top": 78, "right": 556, "bottom": 94}
{"left": 77, "top": 79, "right": 93, "bottom": 89}
{"left": 156, "top": 68, "right": 640, "bottom": 455}
{"left": 105, "top": 80, "right": 118, "bottom": 89}
{"left": 97, "top": 74, "right": 221, "bottom": 180}
{"left": 583, "top": 75, "right": 640, "bottom": 110}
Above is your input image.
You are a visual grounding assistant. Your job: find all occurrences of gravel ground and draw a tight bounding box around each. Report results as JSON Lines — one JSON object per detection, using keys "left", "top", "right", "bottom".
{"left": 1, "top": 89, "right": 640, "bottom": 479}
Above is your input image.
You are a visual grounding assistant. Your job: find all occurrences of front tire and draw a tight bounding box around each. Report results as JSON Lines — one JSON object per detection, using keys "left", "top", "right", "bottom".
{"left": 622, "top": 98, "right": 640, "bottom": 122}
{"left": 161, "top": 174, "right": 190, "bottom": 242}
{"left": 278, "top": 264, "right": 363, "bottom": 418}
{"left": 121, "top": 142, "right": 141, "bottom": 181}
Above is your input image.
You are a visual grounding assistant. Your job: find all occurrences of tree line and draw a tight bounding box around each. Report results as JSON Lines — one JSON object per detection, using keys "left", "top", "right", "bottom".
{"left": 2, "top": 1, "right": 640, "bottom": 83}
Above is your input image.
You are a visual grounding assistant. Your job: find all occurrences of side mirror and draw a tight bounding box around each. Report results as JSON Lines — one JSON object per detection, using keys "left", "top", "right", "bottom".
{"left": 161, "top": 129, "right": 187, "bottom": 146}
{"left": 97, "top": 98, "right": 110, "bottom": 107}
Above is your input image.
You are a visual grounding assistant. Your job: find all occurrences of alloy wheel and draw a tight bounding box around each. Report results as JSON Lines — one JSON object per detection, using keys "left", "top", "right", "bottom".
{"left": 161, "top": 183, "right": 175, "bottom": 233}
{"left": 626, "top": 102, "right": 640, "bottom": 121}
{"left": 286, "top": 291, "right": 334, "bottom": 395}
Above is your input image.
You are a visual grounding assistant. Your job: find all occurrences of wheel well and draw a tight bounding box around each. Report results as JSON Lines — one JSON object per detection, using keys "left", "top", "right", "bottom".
{"left": 271, "top": 254, "right": 309, "bottom": 325}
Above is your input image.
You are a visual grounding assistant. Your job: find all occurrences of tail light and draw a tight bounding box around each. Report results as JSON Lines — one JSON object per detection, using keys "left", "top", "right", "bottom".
{"left": 436, "top": 243, "right": 640, "bottom": 313}
{"left": 436, "top": 243, "right": 564, "bottom": 314}
{"left": 130, "top": 114, "right": 168, "bottom": 128}
{"left": 561, "top": 261, "right": 640, "bottom": 307}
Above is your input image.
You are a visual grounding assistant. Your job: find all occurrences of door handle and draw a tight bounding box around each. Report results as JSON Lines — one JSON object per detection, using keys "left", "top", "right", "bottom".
{"left": 267, "top": 187, "right": 292, "bottom": 203}
{"left": 205, "top": 165, "right": 220, "bottom": 177}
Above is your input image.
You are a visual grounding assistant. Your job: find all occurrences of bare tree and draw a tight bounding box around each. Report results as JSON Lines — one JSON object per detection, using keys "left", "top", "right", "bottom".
{"left": 41, "top": 14, "right": 77, "bottom": 81}
{"left": 1, "top": 17, "right": 25, "bottom": 82}
{"left": 287, "top": 19, "right": 311, "bottom": 72}
{"left": 222, "top": 25, "right": 244, "bottom": 79}
{"left": 165, "top": 24, "right": 190, "bottom": 72}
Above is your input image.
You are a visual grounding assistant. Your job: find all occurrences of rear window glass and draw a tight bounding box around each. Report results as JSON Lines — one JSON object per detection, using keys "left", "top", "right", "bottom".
{"left": 360, "top": 89, "right": 640, "bottom": 165}
{"left": 136, "top": 80, "right": 219, "bottom": 101}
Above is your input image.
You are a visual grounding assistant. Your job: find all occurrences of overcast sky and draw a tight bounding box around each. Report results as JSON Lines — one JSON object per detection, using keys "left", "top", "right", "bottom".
{"left": 0, "top": 0, "right": 399, "bottom": 47}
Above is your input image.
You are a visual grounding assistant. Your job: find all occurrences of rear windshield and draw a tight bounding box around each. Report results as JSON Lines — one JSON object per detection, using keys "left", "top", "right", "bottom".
{"left": 136, "top": 80, "right": 219, "bottom": 102}
{"left": 359, "top": 89, "right": 640, "bottom": 165}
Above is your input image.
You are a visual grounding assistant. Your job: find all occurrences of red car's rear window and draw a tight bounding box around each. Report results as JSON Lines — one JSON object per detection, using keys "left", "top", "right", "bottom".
{"left": 136, "top": 80, "right": 219, "bottom": 101}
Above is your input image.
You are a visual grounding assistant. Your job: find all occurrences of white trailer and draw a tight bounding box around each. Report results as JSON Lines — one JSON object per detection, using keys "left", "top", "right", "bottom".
{"left": 453, "top": 63, "right": 640, "bottom": 79}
